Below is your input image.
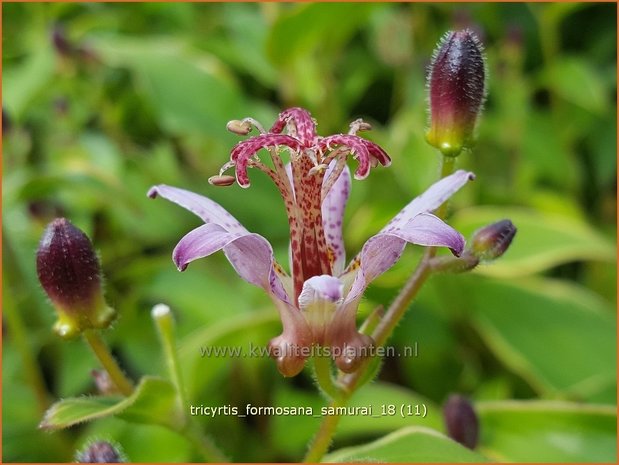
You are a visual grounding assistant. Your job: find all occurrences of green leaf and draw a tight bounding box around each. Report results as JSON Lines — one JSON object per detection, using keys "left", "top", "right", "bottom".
{"left": 477, "top": 400, "right": 617, "bottom": 462}
{"left": 544, "top": 57, "right": 608, "bottom": 115}
{"left": 460, "top": 276, "right": 616, "bottom": 401}
{"left": 91, "top": 36, "right": 245, "bottom": 138}
{"left": 451, "top": 207, "right": 615, "bottom": 278}
{"left": 325, "top": 426, "right": 489, "bottom": 463}
{"left": 2, "top": 42, "right": 55, "bottom": 118}
{"left": 266, "top": 3, "right": 376, "bottom": 66}
{"left": 271, "top": 382, "right": 442, "bottom": 458}
{"left": 178, "top": 309, "right": 280, "bottom": 398}
{"left": 40, "top": 376, "right": 181, "bottom": 431}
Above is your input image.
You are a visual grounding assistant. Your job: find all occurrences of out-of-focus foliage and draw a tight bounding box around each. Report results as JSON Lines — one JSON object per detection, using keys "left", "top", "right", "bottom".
{"left": 3, "top": 3, "right": 616, "bottom": 462}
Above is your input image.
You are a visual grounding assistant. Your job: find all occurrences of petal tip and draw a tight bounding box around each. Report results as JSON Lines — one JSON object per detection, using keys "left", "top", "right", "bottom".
{"left": 147, "top": 187, "right": 159, "bottom": 199}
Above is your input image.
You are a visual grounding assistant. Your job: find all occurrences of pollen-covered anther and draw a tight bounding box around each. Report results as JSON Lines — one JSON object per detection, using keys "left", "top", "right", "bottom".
{"left": 349, "top": 118, "right": 373, "bottom": 135}
{"left": 226, "top": 119, "right": 252, "bottom": 135}
{"left": 308, "top": 164, "right": 329, "bottom": 177}
{"left": 208, "top": 175, "right": 236, "bottom": 187}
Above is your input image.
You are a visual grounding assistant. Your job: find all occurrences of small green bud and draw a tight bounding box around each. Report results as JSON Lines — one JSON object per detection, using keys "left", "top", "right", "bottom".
{"left": 426, "top": 29, "right": 487, "bottom": 157}
{"left": 36, "top": 218, "right": 116, "bottom": 338}
{"left": 469, "top": 219, "right": 516, "bottom": 261}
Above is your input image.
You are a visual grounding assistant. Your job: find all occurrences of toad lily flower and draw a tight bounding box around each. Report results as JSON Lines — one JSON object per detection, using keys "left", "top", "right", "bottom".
{"left": 148, "top": 107, "right": 474, "bottom": 376}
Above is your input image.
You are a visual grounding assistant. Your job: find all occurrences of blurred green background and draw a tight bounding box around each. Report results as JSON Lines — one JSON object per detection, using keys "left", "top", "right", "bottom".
{"left": 3, "top": 2, "right": 616, "bottom": 463}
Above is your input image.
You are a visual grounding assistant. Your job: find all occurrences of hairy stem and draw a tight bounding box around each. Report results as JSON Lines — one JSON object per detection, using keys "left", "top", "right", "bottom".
{"left": 152, "top": 305, "right": 228, "bottom": 462}
{"left": 303, "top": 155, "right": 457, "bottom": 462}
{"left": 312, "top": 355, "right": 343, "bottom": 401}
{"left": 82, "top": 330, "right": 134, "bottom": 396}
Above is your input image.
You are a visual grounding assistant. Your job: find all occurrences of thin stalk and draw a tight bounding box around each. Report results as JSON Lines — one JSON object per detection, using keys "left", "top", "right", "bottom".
{"left": 3, "top": 289, "right": 51, "bottom": 413}
{"left": 182, "top": 422, "right": 229, "bottom": 463}
{"left": 82, "top": 330, "right": 134, "bottom": 396}
{"left": 303, "top": 154, "right": 458, "bottom": 462}
{"left": 312, "top": 355, "right": 342, "bottom": 401}
{"left": 152, "top": 305, "right": 188, "bottom": 409}
{"left": 304, "top": 396, "right": 347, "bottom": 463}
{"left": 152, "top": 305, "right": 228, "bottom": 462}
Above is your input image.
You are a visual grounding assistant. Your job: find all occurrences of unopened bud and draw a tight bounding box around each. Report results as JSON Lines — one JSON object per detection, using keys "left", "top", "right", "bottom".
{"left": 76, "top": 440, "right": 125, "bottom": 463}
{"left": 36, "top": 218, "right": 116, "bottom": 338}
{"left": 208, "top": 175, "right": 236, "bottom": 186}
{"left": 51, "top": 25, "right": 73, "bottom": 57}
{"left": 2, "top": 107, "right": 10, "bottom": 133}
{"left": 469, "top": 219, "right": 516, "bottom": 261}
{"left": 91, "top": 369, "right": 116, "bottom": 395}
{"left": 443, "top": 394, "right": 479, "bottom": 449}
{"left": 426, "top": 29, "right": 487, "bottom": 157}
{"left": 226, "top": 119, "right": 252, "bottom": 135}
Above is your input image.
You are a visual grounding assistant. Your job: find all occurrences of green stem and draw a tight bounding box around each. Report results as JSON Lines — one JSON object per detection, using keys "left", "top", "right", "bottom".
{"left": 152, "top": 305, "right": 188, "bottom": 409}
{"left": 303, "top": 154, "right": 458, "bottom": 462}
{"left": 152, "top": 305, "right": 228, "bottom": 462}
{"left": 182, "top": 422, "right": 229, "bottom": 463}
{"left": 312, "top": 355, "right": 342, "bottom": 401}
{"left": 304, "top": 396, "right": 348, "bottom": 463}
{"left": 3, "top": 288, "right": 51, "bottom": 413}
{"left": 82, "top": 330, "right": 134, "bottom": 396}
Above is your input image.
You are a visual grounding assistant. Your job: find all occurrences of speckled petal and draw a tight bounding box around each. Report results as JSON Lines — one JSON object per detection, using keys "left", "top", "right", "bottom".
{"left": 321, "top": 163, "right": 351, "bottom": 276}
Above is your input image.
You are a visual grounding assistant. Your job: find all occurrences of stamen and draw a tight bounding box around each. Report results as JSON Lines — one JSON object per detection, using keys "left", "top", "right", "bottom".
{"left": 208, "top": 175, "right": 236, "bottom": 186}
{"left": 226, "top": 120, "right": 252, "bottom": 135}
{"left": 242, "top": 117, "right": 267, "bottom": 134}
{"left": 218, "top": 161, "right": 236, "bottom": 176}
{"left": 348, "top": 118, "right": 372, "bottom": 135}
{"left": 321, "top": 156, "right": 348, "bottom": 200}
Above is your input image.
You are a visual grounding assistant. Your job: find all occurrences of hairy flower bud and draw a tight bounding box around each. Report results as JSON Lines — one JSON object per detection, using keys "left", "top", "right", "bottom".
{"left": 469, "top": 219, "right": 516, "bottom": 261}
{"left": 36, "top": 218, "right": 116, "bottom": 338}
{"left": 426, "top": 29, "right": 487, "bottom": 157}
{"left": 76, "top": 440, "right": 125, "bottom": 463}
{"left": 2, "top": 107, "right": 10, "bottom": 133}
{"left": 443, "top": 394, "right": 479, "bottom": 449}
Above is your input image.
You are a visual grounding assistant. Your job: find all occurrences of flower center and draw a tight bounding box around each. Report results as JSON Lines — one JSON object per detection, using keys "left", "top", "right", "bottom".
{"left": 214, "top": 107, "right": 391, "bottom": 304}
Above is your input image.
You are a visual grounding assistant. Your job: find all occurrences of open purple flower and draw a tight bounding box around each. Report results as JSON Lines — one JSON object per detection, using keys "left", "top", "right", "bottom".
{"left": 149, "top": 107, "right": 474, "bottom": 376}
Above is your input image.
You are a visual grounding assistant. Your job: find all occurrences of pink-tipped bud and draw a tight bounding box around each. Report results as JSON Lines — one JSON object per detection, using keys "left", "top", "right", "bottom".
{"left": 226, "top": 119, "right": 252, "bottom": 135}
{"left": 76, "top": 440, "right": 125, "bottom": 463}
{"left": 36, "top": 218, "right": 116, "bottom": 338}
{"left": 469, "top": 219, "right": 516, "bottom": 261}
{"left": 443, "top": 394, "right": 479, "bottom": 449}
{"left": 426, "top": 29, "right": 487, "bottom": 157}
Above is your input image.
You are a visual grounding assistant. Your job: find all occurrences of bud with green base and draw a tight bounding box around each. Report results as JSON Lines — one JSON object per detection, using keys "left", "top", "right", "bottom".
{"left": 429, "top": 219, "right": 516, "bottom": 273}
{"left": 36, "top": 218, "right": 116, "bottom": 338}
{"left": 37, "top": 218, "right": 133, "bottom": 396}
{"left": 469, "top": 219, "right": 517, "bottom": 261}
{"left": 426, "top": 29, "right": 487, "bottom": 158}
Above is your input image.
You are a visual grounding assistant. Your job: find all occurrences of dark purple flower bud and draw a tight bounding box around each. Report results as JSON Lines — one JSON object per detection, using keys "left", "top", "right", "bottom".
{"left": 76, "top": 440, "right": 125, "bottom": 463}
{"left": 469, "top": 219, "right": 516, "bottom": 261}
{"left": 426, "top": 29, "right": 487, "bottom": 157}
{"left": 2, "top": 107, "right": 10, "bottom": 133}
{"left": 443, "top": 394, "right": 479, "bottom": 449}
{"left": 36, "top": 218, "right": 116, "bottom": 338}
{"left": 51, "top": 25, "right": 74, "bottom": 57}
